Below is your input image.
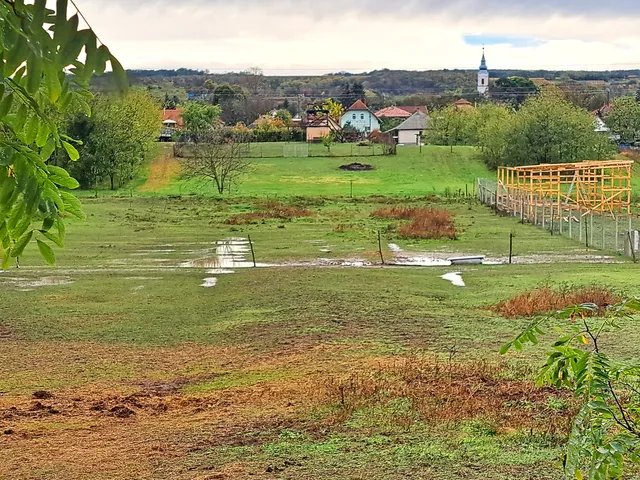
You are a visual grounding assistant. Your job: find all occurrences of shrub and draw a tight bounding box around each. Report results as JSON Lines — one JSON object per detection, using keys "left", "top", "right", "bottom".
{"left": 371, "top": 207, "right": 457, "bottom": 240}
{"left": 492, "top": 285, "right": 620, "bottom": 318}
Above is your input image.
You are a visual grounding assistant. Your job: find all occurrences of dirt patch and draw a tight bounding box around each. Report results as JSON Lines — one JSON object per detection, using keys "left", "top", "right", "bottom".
{"left": 372, "top": 207, "right": 457, "bottom": 240}
{"left": 339, "top": 162, "right": 375, "bottom": 171}
{"left": 492, "top": 285, "right": 621, "bottom": 318}
{"left": 138, "top": 148, "right": 181, "bottom": 191}
{"left": 226, "top": 201, "right": 315, "bottom": 225}
{"left": 32, "top": 391, "right": 54, "bottom": 400}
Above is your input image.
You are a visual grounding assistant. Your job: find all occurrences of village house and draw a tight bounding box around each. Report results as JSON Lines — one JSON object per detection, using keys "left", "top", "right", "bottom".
{"left": 305, "top": 111, "right": 340, "bottom": 142}
{"left": 386, "top": 111, "right": 429, "bottom": 145}
{"left": 341, "top": 99, "right": 380, "bottom": 134}
{"left": 160, "top": 107, "right": 184, "bottom": 141}
{"left": 375, "top": 106, "right": 428, "bottom": 120}
{"left": 454, "top": 98, "right": 474, "bottom": 110}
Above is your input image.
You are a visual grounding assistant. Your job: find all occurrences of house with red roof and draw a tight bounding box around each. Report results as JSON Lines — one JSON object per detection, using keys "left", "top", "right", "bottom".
{"left": 376, "top": 106, "right": 429, "bottom": 119}
{"left": 340, "top": 99, "right": 380, "bottom": 135}
{"left": 160, "top": 108, "right": 185, "bottom": 141}
{"left": 454, "top": 98, "right": 474, "bottom": 110}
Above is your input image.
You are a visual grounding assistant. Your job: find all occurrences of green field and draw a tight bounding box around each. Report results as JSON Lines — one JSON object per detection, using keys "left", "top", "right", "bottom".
{"left": 2, "top": 146, "right": 640, "bottom": 479}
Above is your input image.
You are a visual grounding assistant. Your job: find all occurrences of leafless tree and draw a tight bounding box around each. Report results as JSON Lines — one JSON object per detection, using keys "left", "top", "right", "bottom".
{"left": 241, "top": 66, "right": 265, "bottom": 95}
{"left": 179, "top": 131, "right": 250, "bottom": 194}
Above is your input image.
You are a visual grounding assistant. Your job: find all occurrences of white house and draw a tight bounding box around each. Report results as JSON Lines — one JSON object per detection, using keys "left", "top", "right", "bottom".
{"left": 341, "top": 99, "right": 380, "bottom": 134}
{"left": 386, "top": 111, "right": 429, "bottom": 145}
{"left": 478, "top": 48, "right": 489, "bottom": 95}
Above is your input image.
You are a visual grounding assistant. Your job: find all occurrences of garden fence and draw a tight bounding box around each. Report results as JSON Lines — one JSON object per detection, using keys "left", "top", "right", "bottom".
{"left": 477, "top": 178, "right": 640, "bottom": 259}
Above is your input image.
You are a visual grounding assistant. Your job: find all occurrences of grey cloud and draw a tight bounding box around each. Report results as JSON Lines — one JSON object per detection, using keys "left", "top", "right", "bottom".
{"left": 92, "top": 0, "right": 640, "bottom": 18}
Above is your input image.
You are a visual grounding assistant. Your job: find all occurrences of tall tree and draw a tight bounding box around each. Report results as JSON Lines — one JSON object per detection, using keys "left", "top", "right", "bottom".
{"left": 0, "top": 0, "right": 125, "bottom": 267}
{"left": 480, "top": 91, "right": 614, "bottom": 169}
{"left": 425, "top": 105, "right": 477, "bottom": 152}
{"left": 67, "top": 90, "right": 160, "bottom": 190}
{"left": 606, "top": 96, "right": 640, "bottom": 144}
{"left": 491, "top": 76, "right": 538, "bottom": 106}
{"left": 182, "top": 102, "right": 223, "bottom": 138}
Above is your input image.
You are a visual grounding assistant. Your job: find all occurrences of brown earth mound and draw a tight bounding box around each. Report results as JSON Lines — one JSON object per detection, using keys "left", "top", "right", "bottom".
{"left": 339, "top": 163, "right": 375, "bottom": 171}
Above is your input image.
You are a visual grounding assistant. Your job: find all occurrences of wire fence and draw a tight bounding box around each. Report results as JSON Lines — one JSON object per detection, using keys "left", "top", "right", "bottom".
{"left": 174, "top": 142, "right": 391, "bottom": 159}
{"left": 477, "top": 178, "right": 640, "bottom": 258}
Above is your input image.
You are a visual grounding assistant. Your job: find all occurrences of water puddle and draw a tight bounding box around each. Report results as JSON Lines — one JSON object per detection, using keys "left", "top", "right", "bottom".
{"left": 180, "top": 239, "right": 258, "bottom": 269}
{"left": 0, "top": 276, "right": 74, "bottom": 291}
{"left": 441, "top": 272, "right": 465, "bottom": 287}
{"left": 389, "top": 244, "right": 496, "bottom": 267}
{"left": 200, "top": 278, "right": 218, "bottom": 288}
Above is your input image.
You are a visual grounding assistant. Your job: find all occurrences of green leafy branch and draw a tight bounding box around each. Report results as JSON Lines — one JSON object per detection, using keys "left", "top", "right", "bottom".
{"left": 502, "top": 300, "right": 640, "bottom": 479}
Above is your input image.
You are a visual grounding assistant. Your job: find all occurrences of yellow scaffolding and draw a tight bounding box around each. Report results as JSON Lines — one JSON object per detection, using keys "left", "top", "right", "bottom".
{"left": 497, "top": 160, "right": 633, "bottom": 217}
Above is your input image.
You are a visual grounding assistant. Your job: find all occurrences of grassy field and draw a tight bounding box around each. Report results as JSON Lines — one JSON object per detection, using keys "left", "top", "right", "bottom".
{"left": 2, "top": 147, "right": 640, "bottom": 479}
{"left": 127, "top": 144, "right": 493, "bottom": 197}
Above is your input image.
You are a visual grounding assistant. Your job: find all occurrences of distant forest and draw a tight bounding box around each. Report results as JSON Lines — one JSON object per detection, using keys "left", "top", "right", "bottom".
{"left": 92, "top": 68, "right": 640, "bottom": 125}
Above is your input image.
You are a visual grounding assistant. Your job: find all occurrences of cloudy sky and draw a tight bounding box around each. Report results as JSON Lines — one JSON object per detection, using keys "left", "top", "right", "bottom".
{"left": 75, "top": 0, "right": 640, "bottom": 73}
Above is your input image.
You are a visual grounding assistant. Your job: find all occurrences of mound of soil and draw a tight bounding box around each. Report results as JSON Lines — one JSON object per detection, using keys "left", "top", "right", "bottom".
{"left": 339, "top": 162, "right": 375, "bottom": 171}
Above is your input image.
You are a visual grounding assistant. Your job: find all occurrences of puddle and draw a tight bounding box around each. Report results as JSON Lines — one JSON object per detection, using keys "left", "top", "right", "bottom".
{"left": 180, "top": 239, "right": 257, "bottom": 269}
{"left": 441, "top": 272, "right": 465, "bottom": 287}
{"left": 0, "top": 276, "right": 74, "bottom": 291}
{"left": 200, "top": 278, "right": 218, "bottom": 288}
{"left": 205, "top": 269, "right": 235, "bottom": 275}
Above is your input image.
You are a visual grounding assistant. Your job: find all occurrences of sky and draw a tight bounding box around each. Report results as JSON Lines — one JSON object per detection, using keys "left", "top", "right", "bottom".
{"left": 73, "top": 0, "right": 640, "bottom": 74}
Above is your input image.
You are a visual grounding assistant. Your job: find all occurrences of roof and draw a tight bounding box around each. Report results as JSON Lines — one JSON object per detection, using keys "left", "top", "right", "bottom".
{"left": 388, "top": 111, "right": 429, "bottom": 132}
{"left": 375, "top": 106, "right": 412, "bottom": 119}
{"left": 162, "top": 108, "right": 184, "bottom": 128}
{"left": 398, "top": 106, "right": 428, "bottom": 115}
{"left": 305, "top": 115, "right": 340, "bottom": 130}
{"left": 592, "top": 104, "right": 613, "bottom": 118}
{"left": 454, "top": 98, "right": 473, "bottom": 106}
{"left": 479, "top": 48, "right": 487, "bottom": 71}
{"left": 346, "top": 99, "right": 370, "bottom": 112}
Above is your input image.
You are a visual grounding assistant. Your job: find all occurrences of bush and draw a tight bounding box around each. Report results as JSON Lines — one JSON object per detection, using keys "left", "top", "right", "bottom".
{"left": 371, "top": 207, "right": 457, "bottom": 240}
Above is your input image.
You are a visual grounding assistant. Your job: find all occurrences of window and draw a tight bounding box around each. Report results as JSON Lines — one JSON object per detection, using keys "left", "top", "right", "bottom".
{"left": 352, "top": 114, "right": 356, "bottom": 120}
{"left": 361, "top": 114, "right": 365, "bottom": 120}
{"left": 481, "top": 78, "right": 485, "bottom": 85}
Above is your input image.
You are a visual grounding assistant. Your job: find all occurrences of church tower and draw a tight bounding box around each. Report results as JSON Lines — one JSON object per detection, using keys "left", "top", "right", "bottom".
{"left": 478, "top": 48, "right": 489, "bottom": 95}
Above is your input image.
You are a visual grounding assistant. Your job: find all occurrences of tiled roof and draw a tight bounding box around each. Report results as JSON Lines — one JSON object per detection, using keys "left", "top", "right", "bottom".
{"left": 162, "top": 108, "right": 184, "bottom": 128}
{"left": 398, "top": 106, "right": 428, "bottom": 115}
{"left": 375, "top": 106, "right": 412, "bottom": 119}
{"left": 454, "top": 98, "right": 472, "bottom": 105}
{"left": 346, "top": 99, "right": 369, "bottom": 112}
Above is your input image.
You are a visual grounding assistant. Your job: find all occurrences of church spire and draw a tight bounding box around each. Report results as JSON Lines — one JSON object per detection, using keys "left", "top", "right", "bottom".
{"left": 479, "top": 47, "right": 487, "bottom": 71}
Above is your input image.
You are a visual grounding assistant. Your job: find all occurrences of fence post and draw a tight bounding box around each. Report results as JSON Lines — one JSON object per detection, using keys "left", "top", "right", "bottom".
{"left": 247, "top": 234, "right": 257, "bottom": 268}
{"left": 601, "top": 211, "right": 606, "bottom": 251}
{"left": 378, "top": 231, "right": 385, "bottom": 265}
{"left": 509, "top": 233, "right": 513, "bottom": 264}
{"left": 542, "top": 200, "right": 546, "bottom": 229}
{"left": 568, "top": 207, "right": 572, "bottom": 240}
{"left": 590, "top": 213, "right": 594, "bottom": 249}
{"left": 615, "top": 214, "right": 619, "bottom": 253}
{"left": 579, "top": 207, "right": 583, "bottom": 242}
{"left": 559, "top": 202, "right": 563, "bottom": 236}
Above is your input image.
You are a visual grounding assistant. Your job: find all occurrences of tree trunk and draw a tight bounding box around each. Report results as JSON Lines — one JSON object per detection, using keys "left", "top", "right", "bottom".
{"left": 110, "top": 175, "right": 115, "bottom": 190}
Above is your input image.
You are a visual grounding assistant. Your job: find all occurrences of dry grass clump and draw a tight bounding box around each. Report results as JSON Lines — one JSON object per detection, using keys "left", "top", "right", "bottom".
{"left": 320, "top": 356, "right": 574, "bottom": 433}
{"left": 371, "top": 206, "right": 457, "bottom": 240}
{"left": 226, "top": 200, "right": 315, "bottom": 225}
{"left": 492, "top": 285, "right": 620, "bottom": 318}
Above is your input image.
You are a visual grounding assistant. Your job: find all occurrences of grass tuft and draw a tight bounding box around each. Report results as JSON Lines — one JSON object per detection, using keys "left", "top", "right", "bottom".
{"left": 226, "top": 200, "right": 315, "bottom": 225}
{"left": 371, "top": 206, "right": 457, "bottom": 239}
{"left": 491, "top": 285, "right": 621, "bottom": 318}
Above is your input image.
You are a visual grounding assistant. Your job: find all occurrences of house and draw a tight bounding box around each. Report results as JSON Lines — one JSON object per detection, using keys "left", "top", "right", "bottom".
{"left": 375, "top": 106, "right": 412, "bottom": 120}
{"left": 160, "top": 107, "right": 184, "bottom": 141}
{"left": 385, "top": 111, "right": 429, "bottom": 145}
{"left": 305, "top": 111, "right": 340, "bottom": 142}
{"left": 454, "top": 98, "right": 474, "bottom": 110}
{"left": 341, "top": 99, "right": 380, "bottom": 135}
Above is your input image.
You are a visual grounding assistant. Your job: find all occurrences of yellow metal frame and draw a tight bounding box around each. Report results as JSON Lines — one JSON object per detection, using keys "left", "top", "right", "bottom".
{"left": 497, "top": 160, "right": 633, "bottom": 216}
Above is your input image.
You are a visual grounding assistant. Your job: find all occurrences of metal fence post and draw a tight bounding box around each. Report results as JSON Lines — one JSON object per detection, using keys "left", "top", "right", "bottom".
{"left": 579, "top": 207, "right": 583, "bottom": 243}
{"left": 590, "top": 213, "right": 594, "bottom": 249}
{"left": 601, "top": 211, "right": 606, "bottom": 251}
{"left": 615, "top": 214, "right": 619, "bottom": 253}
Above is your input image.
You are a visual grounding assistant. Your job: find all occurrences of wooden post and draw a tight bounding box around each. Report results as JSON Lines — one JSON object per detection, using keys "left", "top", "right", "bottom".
{"left": 568, "top": 207, "right": 572, "bottom": 240}
{"left": 378, "top": 231, "right": 385, "bottom": 265}
{"left": 350, "top": 180, "right": 353, "bottom": 198}
{"left": 579, "top": 206, "right": 583, "bottom": 243}
{"left": 590, "top": 213, "right": 594, "bottom": 249}
{"left": 247, "top": 234, "right": 257, "bottom": 268}
{"left": 601, "top": 211, "right": 606, "bottom": 250}
{"left": 509, "top": 233, "right": 513, "bottom": 264}
{"left": 628, "top": 231, "right": 638, "bottom": 263}
{"left": 542, "top": 200, "right": 546, "bottom": 229}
